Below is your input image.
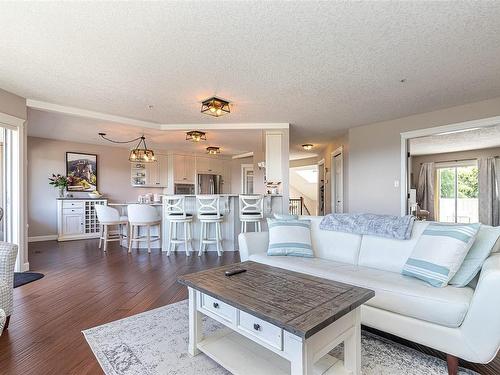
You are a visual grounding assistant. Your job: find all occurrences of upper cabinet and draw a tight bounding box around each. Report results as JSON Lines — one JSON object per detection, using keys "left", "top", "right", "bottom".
{"left": 196, "top": 156, "right": 223, "bottom": 174}
{"left": 173, "top": 154, "right": 195, "bottom": 183}
{"left": 265, "top": 132, "right": 283, "bottom": 182}
{"left": 131, "top": 154, "right": 168, "bottom": 187}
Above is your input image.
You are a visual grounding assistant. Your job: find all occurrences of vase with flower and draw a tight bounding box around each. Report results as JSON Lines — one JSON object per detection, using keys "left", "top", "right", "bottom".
{"left": 49, "top": 174, "right": 72, "bottom": 198}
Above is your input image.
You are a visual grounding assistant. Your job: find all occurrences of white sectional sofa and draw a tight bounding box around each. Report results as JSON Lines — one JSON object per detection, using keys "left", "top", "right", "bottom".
{"left": 238, "top": 217, "right": 500, "bottom": 373}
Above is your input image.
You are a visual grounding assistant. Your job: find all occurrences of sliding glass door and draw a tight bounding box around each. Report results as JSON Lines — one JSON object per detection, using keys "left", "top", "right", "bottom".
{"left": 437, "top": 162, "right": 479, "bottom": 223}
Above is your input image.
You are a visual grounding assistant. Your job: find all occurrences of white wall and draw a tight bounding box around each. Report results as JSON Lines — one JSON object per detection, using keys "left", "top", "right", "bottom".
{"left": 28, "top": 136, "right": 164, "bottom": 237}
{"left": 348, "top": 96, "right": 500, "bottom": 215}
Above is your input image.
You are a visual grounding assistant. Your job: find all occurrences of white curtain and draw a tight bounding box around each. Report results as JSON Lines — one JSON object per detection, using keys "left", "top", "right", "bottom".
{"left": 479, "top": 157, "right": 500, "bottom": 226}
{"left": 416, "top": 162, "right": 435, "bottom": 220}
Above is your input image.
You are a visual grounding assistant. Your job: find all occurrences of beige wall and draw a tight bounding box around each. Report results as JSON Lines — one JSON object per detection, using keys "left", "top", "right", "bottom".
{"left": 231, "top": 156, "right": 253, "bottom": 194}
{"left": 0, "top": 88, "right": 26, "bottom": 120}
{"left": 411, "top": 147, "right": 500, "bottom": 188}
{"left": 320, "top": 133, "right": 349, "bottom": 214}
{"left": 348, "top": 96, "right": 500, "bottom": 215}
{"left": 28, "top": 136, "right": 163, "bottom": 237}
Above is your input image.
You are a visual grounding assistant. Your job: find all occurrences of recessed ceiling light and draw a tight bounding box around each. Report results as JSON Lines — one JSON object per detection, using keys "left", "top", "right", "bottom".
{"left": 302, "top": 144, "right": 314, "bottom": 151}
{"left": 201, "top": 97, "right": 230, "bottom": 117}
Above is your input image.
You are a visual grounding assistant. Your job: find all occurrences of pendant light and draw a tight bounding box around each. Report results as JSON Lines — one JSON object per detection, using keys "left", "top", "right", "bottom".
{"left": 99, "top": 133, "right": 156, "bottom": 163}
{"left": 201, "top": 97, "right": 230, "bottom": 117}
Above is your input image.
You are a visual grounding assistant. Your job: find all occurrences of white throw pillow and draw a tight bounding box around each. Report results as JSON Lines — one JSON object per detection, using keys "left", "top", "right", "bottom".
{"left": 267, "top": 218, "right": 313, "bottom": 257}
{"left": 402, "top": 222, "right": 480, "bottom": 287}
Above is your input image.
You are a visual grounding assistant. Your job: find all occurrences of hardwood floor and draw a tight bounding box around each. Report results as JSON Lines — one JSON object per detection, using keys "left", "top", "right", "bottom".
{"left": 0, "top": 239, "right": 239, "bottom": 375}
{"left": 0, "top": 239, "right": 497, "bottom": 374}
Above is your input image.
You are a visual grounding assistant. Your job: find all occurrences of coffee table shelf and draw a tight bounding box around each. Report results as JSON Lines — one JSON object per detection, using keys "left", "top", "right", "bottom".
{"left": 198, "top": 328, "right": 348, "bottom": 375}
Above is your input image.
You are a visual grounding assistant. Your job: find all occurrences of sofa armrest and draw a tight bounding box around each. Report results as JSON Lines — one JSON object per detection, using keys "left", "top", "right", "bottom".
{"left": 238, "top": 232, "right": 269, "bottom": 261}
{"left": 0, "top": 242, "right": 17, "bottom": 284}
{"left": 460, "top": 253, "right": 500, "bottom": 363}
{"left": 0, "top": 242, "right": 18, "bottom": 317}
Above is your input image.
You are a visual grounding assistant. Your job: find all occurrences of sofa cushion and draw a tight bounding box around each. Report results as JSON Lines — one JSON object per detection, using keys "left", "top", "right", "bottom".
{"left": 402, "top": 223, "right": 480, "bottom": 287}
{"left": 249, "top": 254, "right": 473, "bottom": 328}
{"left": 307, "top": 216, "right": 362, "bottom": 264}
{"left": 358, "top": 221, "right": 429, "bottom": 273}
{"left": 450, "top": 225, "right": 500, "bottom": 287}
{"left": 267, "top": 218, "right": 313, "bottom": 257}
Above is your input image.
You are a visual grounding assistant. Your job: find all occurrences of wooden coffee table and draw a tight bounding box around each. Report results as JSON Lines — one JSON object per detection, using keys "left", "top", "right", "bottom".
{"left": 178, "top": 261, "right": 374, "bottom": 375}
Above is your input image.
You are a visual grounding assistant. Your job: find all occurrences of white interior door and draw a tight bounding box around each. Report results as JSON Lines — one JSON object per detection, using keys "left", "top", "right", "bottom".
{"left": 331, "top": 147, "right": 344, "bottom": 213}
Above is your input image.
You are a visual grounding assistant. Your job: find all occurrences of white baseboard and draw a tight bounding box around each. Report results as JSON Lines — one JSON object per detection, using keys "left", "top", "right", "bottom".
{"left": 22, "top": 262, "right": 30, "bottom": 272}
{"left": 28, "top": 235, "right": 58, "bottom": 242}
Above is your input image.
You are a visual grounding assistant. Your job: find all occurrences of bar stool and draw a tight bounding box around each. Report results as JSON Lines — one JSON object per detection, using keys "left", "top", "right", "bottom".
{"left": 197, "top": 195, "right": 223, "bottom": 256}
{"left": 127, "top": 204, "right": 162, "bottom": 253}
{"left": 95, "top": 205, "right": 129, "bottom": 252}
{"left": 163, "top": 195, "right": 193, "bottom": 256}
{"left": 239, "top": 194, "right": 264, "bottom": 233}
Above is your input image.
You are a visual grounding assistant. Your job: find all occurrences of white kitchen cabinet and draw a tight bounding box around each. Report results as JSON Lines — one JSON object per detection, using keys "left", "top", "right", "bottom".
{"left": 57, "top": 199, "right": 107, "bottom": 241}
{"left": 195, "top": 156, "right": 211, "bottom": 173}
{"left": 173, "top": 154, "right": 195, "bottom": 183}
{"left": 131, "top": 154, "right": 168, "bottom": 187}
{"left": 265, "top": 132, "right": 283, "bottom": 182}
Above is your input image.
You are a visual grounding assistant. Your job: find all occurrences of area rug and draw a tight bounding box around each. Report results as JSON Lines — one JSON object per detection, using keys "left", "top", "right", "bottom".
{"left": 14, "top": 272, "right": 44, "bottom": 288}
{"left": 83, "top": 300, "right": 476, "bottom": 375}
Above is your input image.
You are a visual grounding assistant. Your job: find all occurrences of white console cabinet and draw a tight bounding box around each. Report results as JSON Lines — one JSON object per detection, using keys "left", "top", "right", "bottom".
{"left": 57, "top": 199, "right": 107, "bottom": 241}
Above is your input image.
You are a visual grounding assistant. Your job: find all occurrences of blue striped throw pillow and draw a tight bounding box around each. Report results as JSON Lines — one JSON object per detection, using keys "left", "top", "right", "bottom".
{"left": 267, "top": 218, "right": 313, "bottom": 257}
{"left": 402, "top": 222, "right": 480, "bottom": 287}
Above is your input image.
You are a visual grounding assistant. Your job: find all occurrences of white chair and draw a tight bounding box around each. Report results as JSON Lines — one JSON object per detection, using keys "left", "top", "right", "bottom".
{"left": 197, "top": 195, "right": 223, "bottom": 256}
{"left": 95, "top": 205, "right": 128, "bottom": 252}
{"left": 239, "top": 194, "right": 264, "bottom": 233}
{"left": 127, "top": 204, "right": 162, "bottom": 253}
{"left": 164, "top": 195, "right": 193, "bottom": 256}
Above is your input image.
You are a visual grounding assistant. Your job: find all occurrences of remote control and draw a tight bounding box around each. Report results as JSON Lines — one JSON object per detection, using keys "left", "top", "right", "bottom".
{"left": 225, "top": 268, "right": 247, "bottom": 277}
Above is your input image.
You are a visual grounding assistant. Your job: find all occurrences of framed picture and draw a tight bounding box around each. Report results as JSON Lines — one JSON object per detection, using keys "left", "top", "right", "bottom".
{"left": 66, "top": 152, "right": 97, "bottom": 192}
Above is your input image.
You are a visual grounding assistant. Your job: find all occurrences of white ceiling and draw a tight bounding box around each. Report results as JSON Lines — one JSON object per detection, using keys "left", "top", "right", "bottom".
{"left": 27, "top": 109, "right": 262, "bottom": 156}
{"left": 409, "top": 124, "right": 500, "bottom": 155}
{"left": 2, "top": 2, "right": 500, "bottom": 156}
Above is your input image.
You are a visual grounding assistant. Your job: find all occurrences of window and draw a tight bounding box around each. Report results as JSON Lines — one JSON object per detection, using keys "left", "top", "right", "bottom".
{"left": 437, "top": 161, "right": 478, "bottom": 223}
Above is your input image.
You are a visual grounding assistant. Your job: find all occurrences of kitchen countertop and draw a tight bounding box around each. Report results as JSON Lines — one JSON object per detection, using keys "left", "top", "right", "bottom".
{"left": 56, "top": 197, "right": 107, "bottom": 200}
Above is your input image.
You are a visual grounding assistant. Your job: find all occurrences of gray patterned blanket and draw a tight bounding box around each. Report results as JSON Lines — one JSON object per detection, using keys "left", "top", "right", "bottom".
{"left": 319, "top": 213, "right": 415, "bottom": 240}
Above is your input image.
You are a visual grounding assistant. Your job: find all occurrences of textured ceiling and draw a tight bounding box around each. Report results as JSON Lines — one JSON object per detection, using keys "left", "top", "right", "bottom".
{"left": 27, "top": 109, "right": 262, "bottom": 156}
{"left": 409, "top": 124, "right": 500, "bottom": 155}
{"left": 2, "top": 2, "right": 500, "bottom": 155}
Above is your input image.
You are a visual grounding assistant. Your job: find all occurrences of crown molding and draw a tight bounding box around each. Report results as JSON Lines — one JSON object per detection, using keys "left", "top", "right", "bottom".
{"left": 27, "top": 99, "right": 289, "bottom": 130}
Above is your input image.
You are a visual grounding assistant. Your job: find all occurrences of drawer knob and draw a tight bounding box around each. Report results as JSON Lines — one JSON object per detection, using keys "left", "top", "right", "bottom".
{"left": 213, "top": 302, "right": 219, "bottom": 309}
{"left": 253, "top": 323, "right": 261, "bottom": 331}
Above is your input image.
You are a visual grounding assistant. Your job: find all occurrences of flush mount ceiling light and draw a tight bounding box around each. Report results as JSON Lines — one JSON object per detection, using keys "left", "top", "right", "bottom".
{"left": 99, "top": 133, "right": 156, "bottom": 163}
{"left": 201, "top": 97, "right": 230, "bottom": 117}
{"left": 186, "top": 130, "right": 207, "bottom": 142}
{"left": 206, "top": 146, "right": 221, "bottom": 155}
{"left": 302, "top": 144, "right": 314, "bottom": 151}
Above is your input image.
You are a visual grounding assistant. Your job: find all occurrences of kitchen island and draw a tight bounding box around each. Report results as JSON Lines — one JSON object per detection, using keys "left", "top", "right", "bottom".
{"left": 109, "top": 194, "right": 283, "bottom": 252}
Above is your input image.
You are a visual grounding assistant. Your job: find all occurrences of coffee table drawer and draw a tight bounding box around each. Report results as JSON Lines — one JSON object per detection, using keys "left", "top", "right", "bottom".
{"left": 200, "top": 294, "right": 236, "bottom": 323}
{"left": 238, "top": 310, "right": 283, "bottom": 350}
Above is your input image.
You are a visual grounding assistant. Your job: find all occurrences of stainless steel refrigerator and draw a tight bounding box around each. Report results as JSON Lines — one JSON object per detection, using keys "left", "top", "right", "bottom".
{"left": 197, "top": 174, "right": 223, "bottom": 194}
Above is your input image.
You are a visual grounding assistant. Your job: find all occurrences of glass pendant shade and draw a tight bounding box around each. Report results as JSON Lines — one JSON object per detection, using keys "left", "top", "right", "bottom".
{"left": 128, "top": 136, "right": 156, "bottom": 163}
{"left": 206, "top": 146, "right": 221, "bottom": 155}
{"left": 186, "top": 130, "right": 207, "bottom": 142}
{"left": 201, "top": 97, "right": 230, "bottom": 117}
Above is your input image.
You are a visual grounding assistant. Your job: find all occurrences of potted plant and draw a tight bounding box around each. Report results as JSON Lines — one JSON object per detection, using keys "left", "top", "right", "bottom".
{"left": 48, "top": 174, "right": 72, "bottom": 198}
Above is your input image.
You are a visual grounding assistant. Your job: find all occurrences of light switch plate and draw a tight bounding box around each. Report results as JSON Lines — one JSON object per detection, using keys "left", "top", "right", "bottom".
{"left": 394, "top": 180, "right": 400, "bottom": 188}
